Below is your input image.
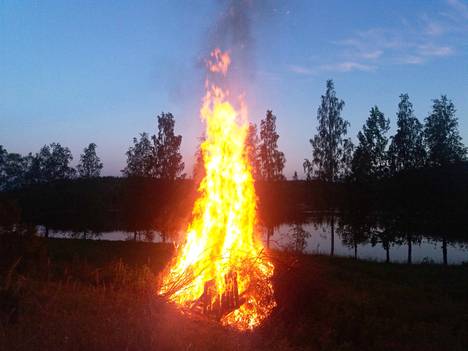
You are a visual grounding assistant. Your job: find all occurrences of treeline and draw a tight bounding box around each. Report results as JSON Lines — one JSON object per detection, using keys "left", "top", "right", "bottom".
{"left": 2, "top": 80, "right": 466, "bottom": 193}
{"left": 0, "top": 142, "right": 102, "bottom": 191}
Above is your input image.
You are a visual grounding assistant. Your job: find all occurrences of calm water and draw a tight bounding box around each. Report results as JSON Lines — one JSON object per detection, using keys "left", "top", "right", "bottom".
{"left": 38, "top": 219, "right": 468, "bottom": 265}
{"left": 270, "top": 223, "right": 468, "bottom": 265}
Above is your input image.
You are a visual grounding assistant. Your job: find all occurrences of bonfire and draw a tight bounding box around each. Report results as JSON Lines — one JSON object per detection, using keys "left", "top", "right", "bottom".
{"left": 158, "top": 49, "right": 276, "bottom": 331}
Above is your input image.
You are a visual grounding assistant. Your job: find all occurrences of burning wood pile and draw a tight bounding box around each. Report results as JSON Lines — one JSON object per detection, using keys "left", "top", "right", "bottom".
{"left": 158, "top": 49, "right": 276, "bottom": 331}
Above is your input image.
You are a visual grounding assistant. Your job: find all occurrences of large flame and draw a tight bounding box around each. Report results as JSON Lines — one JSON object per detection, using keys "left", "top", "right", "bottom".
{"left": 159, "top": 49, "right": 275, "bottom": 330}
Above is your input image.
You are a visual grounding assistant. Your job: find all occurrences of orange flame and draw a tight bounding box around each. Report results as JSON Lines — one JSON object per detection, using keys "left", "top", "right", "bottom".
{"left": 159, "top": 49, "right": 275, "bottom": 330}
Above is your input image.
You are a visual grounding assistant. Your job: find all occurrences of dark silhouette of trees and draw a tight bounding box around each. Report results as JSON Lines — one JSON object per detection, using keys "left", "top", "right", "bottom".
{"left": 285, "top": 223, "right": 311, "bottom": 253}
{"left": 123, "top": 113, "right": 184, "bottom": 179}
{"left": 424, "top": 95, "right": 466, "bottom": 166}
{"left": 25, "top": 143, "right": 75, "bottom": 183}
{"left": 1, "top": 143, "right": 75, "bottom": 189}
{"left": 245, "top": 122, "right": 262, "bottom": 179}
{"left": 351, "top": 106, "right": 390, "bottom": 182}
{"left": 77, "top": 143, "right": 103, "bottom": 178}
{"left": 388, "top": 94, "right": 426, "bottom": 174}
{"left": 304, "top": 80, "right": 353, "bottom": 256}
{"left": 304, "top": 80, "right": 353, "bottom": 182}
{"left": 259, "top": 110, "right": 286, "bottom": 180}
{"left": 122, "top": 133, "right": 154, "bottom": 177}
{"left": 152, "top": 112, "right": 184, "bottom": 180}
{"left": 192, "top": 136, "right": 206, "bottom": 183}
{"left": 292, "top": 171, "right": 298, "bottom": 181}
{"left": 0, "top": 146, "right": 27, "bottom": 191}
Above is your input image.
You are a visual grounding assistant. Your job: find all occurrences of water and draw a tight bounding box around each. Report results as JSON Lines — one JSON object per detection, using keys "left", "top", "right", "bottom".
{"left": 38, "top": 218, "right": 468, "bottom": 265}
{"left": 270, "top": 222, "right": 468, "bottom": 265}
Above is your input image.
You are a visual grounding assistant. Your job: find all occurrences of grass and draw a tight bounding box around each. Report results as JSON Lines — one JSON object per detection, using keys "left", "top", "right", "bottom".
{"left": 0, "top": 236, "right": 467, "bottom": 351}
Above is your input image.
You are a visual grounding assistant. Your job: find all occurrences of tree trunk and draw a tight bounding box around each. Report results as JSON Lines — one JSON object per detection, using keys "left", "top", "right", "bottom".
{"left": 45, "top": 226, "right": 49, "bottom": 238}
{"left": 385, "top": 243, "right": 390, "bottom": 263}
{"left": 330, "top": 215, "right": 335, "bottom": 256}
{"left": 354, "top": 242, "right": 357, "bottom": 259}
{"left": 442, "top": 235, "right": 448, "bottom": 265}
{"left": 407, "top": 233, "right": 412, "bottom": 264}
{"left": 133, "top": 231, "right": 137, "bottom": 241}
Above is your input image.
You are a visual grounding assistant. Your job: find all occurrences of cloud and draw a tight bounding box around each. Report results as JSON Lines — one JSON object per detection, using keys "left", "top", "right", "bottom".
{"left": 320, "top": 62, "right": 376, "bottom": 73}
{"left": 288, "top": 61, "right": 375, "bottom": 76}
{"left": 287, "top": 0, "right": 465, "bottom": 77}
{"left": 332, "top": 1, "right": 464, "bottom": 70}
{"left": 360, "top": 50, "right": 384, "bottom": 60}
{"left": 418, "top": 44, "right": 454, "bottom": 57}
{"left": 398, "top": 56, "right": 425, "bottom": 65}
{"left": 447, "top": 0, "right": 468, "bottom": 19}
{"left": 287, "top": 64, "right": 315, "bottom": 75}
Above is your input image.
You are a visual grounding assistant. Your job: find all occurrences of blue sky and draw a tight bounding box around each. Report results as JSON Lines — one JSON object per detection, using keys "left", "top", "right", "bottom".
{"left": 1, "top": 0, "right": 467, "bottom": 178}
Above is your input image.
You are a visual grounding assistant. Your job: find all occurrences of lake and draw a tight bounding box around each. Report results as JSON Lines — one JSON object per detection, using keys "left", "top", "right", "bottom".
{"left": 37, "top": 216, "right": 468, "bottom": 265}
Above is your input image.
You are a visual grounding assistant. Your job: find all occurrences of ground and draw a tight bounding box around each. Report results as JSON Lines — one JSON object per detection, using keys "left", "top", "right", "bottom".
{"left": 0, "top": 237, "right": 467, "bottom": 351}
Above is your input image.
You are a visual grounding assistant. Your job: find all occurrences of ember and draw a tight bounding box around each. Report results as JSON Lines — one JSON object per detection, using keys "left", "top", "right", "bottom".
{"left": 158, "top": 49, "right": 276, "bottom": 331}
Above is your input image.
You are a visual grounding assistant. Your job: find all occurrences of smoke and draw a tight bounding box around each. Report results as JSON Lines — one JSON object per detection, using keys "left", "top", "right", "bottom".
{"left": 202, "top": 0, "right": 273, "bottom": 97}
{"left": 208, "top": 0, "right": 255, "bottom": 79}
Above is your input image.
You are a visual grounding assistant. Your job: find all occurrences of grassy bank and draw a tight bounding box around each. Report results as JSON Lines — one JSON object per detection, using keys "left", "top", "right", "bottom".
{"left": 1, "top": 237, "right": 467, "bottom": 351}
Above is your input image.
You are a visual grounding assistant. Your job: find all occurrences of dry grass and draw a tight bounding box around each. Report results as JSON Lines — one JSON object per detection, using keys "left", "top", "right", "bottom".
{"left": 0, "top": 237, "right": 467, "bottom": 351}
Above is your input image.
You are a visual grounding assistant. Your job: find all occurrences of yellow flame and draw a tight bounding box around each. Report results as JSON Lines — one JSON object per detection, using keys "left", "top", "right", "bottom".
{"left": 159, "top": 49, "right": 275, "bottom": 330}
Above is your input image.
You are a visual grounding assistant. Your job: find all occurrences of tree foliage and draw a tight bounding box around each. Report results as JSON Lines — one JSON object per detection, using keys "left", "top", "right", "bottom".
{"left": 192, "top": 135, "right": 206, "bottom": 182}
{"left": 0, "top": 146, "right": 27, "bottom": 190}
{"left": 304, "top": 80, "right": 353, "bottom": 182}
{"left": 122, "top": 133, "right": 155, "bottom": 177}
{"left": 26, "top": 143, "right": 76, "bottom": 183}
{"left": 123, "top": 113, "right": 184, "bottom": 179}
{"left": 77, "top": 143, "right": 103, "bottom": 178}
{"left": 424, "top": 95, "right": 466, "bottom": 166}
{"left": 245, "top": 122, "right": 262, "bottom": 180}
{"left": 152, "top": 112, "right": 184, "bottom": 180}
{"left": 259, "top": 110, "right": 286, "bottom": 180}
{"left": 351, "top": 106, "right": 390, "bottom": 181}
{"left": 286, "top": 223, "right": 311, "bottom": 253}
{"left": 388, "top": 94, "right": 426, "bottom": 173}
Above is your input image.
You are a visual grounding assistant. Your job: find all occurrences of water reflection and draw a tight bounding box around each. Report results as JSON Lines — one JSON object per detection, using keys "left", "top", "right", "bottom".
{"left": 270, "top": 215, "right": 468, "bottom": 265}
{"left": 37, "top": 214, "right": 468, "bottom": 265}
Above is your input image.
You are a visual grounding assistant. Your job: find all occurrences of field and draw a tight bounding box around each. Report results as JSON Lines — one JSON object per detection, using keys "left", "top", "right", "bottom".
{"left": 1, "top": 236, "right": 467, "bottom": 351}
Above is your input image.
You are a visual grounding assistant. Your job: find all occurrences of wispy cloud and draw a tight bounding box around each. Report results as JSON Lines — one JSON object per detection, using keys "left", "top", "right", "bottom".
{"left": 398, "top": 55, "right": 424, "bottom": 65}
{"left": 447, "top": 0, "right": 468, "bottom": 19}
{"left": 360, "top": 50, "right": 383, "bottom": 60}
{"left": 287, "top": 61, "right": 375, "bottom": 76}
{"left": 287, "top": 64, "right": 315, "bottom": 76}
{"left": 330, "top": 1, "right": 464, "bottom": 70}
{"left": 418, "top": 44, "right": 454, "bottom": 57}
{"left": 320, "top": 62, "right": 376, "bottom": 73}
{"left": 287, "top": 0, "right": 465, "bottom": 77}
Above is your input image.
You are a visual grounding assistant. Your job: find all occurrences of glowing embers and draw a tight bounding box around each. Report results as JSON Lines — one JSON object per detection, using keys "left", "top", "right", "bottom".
{"left": 158, "top": 49, "right": 275, "bottom": 331}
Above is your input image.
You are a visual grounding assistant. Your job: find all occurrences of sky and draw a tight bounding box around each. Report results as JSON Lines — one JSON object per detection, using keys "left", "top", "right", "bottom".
{"left": 1, "top": 0, "right": 467, "bottom": 178}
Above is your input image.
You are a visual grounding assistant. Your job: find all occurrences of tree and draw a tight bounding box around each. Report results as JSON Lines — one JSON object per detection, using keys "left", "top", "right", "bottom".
{"left": 351, "top": 106, "right": 390, "bottom": 181}
{"left": 0, "top": 146, "right": 28, "bottom": 190}
{"left": 245, "top": 122, "right": 261, "bottom": 179}
{"left": 45, "top": 143, "right": 76, "bottom": 180}
{"left": 388, "top": 94, "right": 426, "bottom": 173}
{"left": 192, "top": 136, "right": 206, "bottom": 182}
{"left": 152, "top": 112, "right": 184, "bottom": 180}
{"left": 122, "top": 133, "right": 155, "bottom": 177}
{"left": 286, "top": 223, "right": 311, "bottom": 253}
{"left": 424, "top": 95, "right": 466, "bottom": 166}
{"left": 77, "top": 143, "right": 103, "bottom": 177}
{"left": 259, "top": 110, "right": 286, "bottom": 180}
{"left": 0, "top": 146, "right": 9, "bottom": 188}
{"left": 292, "top": 171, "right": 299, "bottom": 180}
{"left": 304, "top": 80, "right": 353, "bottom": 182}
{"left": 23, "top": 143, "right": 75, "bottom": 183}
